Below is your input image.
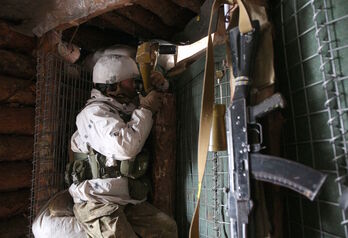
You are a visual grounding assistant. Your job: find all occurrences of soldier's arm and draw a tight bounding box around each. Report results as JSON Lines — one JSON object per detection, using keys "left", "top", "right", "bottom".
{"left": 77, "top": 104, "right": 153, "bottom": 160}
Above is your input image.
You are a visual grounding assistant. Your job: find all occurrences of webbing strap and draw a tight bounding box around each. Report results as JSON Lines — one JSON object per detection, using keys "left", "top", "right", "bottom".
{"left": 87, "top": 146, "right": 100, "bottom": 179}
{"left": 189, "top": 1, "right": 252, "bottom": 237}
{"left": 236, "top": 0, "right": 253, "bottom": 34}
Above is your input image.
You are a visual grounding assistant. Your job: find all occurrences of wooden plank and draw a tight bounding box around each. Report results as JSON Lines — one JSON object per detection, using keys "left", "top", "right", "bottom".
{"left": 170, "top": 0, "right": 202, "bottom": 13}
{"left": 34, "top": 0, "right": 133, "bottom": 36}
{"left": 0, "top": 189, "right": 30, "bottom": 219}
{"left": 30, "top": 34, "right": 63, "bottom": 216}
{"left": 116, "top": 5, "right": 175, "bottom": 39}
{"left": 99, "top": 12, "right": 154, "bottom": 39}
{"left": 134, "top": 0, "right": 194, "bottom": 28}
{"left": 0, "top": 50, "right": 35, "bottom": 79}
{"left": 0, "top": 162, "right": 32, "bottom": 191}
{"left": 0, "top": 75, "right": 35, "bottom": 105}
{"left": 0, "top": 215, "right": 28, "bottom": 238}
{"left": 0, "top": 21, "right": 36, "bottom": 55}
{"left": 0, "top": 135, "right": 33, "bottom": 161}
{"left": 0, "top": 107, "right": 35, "bottom": 135}
{"left": 63, "top": 24, "right": 137, "bottom": 53}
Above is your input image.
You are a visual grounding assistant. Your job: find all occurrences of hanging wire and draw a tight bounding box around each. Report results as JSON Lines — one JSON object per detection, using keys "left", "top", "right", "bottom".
{"left": 310, "top": 0, "right": 348, "bottom": 234}
{"left": 278, "top": 0, "right": 348, "bottom": 237}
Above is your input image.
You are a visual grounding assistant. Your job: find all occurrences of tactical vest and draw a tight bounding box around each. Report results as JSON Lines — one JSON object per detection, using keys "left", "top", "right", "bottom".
{"left": 65, "top": 100, "right": 151, "bottom": 200}
{"left": 65, "top": 149, "right": 150, "bottom": 200}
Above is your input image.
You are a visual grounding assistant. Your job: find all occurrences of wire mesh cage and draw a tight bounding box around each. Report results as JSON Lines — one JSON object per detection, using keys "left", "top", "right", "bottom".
{"left": 273, "top": 0, "right": 348, "bottom": 237}
{"left": 175, "top": 46, "right": 231, "bottom": 238}
{"left": 29, "top": 52, "right": 92, "bottom": 235}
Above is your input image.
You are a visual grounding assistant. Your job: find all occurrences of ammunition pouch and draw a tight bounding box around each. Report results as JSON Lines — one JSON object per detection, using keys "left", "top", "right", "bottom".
{"left": 120, "top": 150, "right": 149, "bottom": 179}
{"left": 65, "top": 153, "right": 93, "bottom": 186}
{"left": 128, "top": 177, "right": 151, "bottom": 200}
{"left": 65, "top": 149, "right": 150, "bottom": 200}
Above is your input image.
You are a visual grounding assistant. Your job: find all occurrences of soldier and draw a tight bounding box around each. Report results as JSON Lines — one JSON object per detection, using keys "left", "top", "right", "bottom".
{"left": 66, "top": 54, "right": 177, "bottom": 237}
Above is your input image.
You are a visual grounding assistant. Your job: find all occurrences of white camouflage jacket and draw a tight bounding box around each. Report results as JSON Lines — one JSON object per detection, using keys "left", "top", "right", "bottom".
{"left": 69, "top": 89, "right": 153, "bottom": 205}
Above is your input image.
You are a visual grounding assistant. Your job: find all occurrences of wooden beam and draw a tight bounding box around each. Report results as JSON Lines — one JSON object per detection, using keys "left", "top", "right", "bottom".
{"left": 0, "top": 107, "right": 35, "bottom": 135}
{"left": 0, "top": 21, "right": 36, "bottom": 55}
{"left": 0, "top": 189, "right": 30, "bottom": 219}
{"left": 116, "top": 5, "right": 175, "bottom": 39}
{"left": 152, "top": 93, "right": 176, "bottom": 216}
{"left": 134, "top": 0, "right": 194, "bottom": 28}
{"left": 170, "top": 0, "right": 202, "bottom": 13}
{"left": 0, "top": 75, "right": 35, "bottom": 105}
{"left": 63, "top": 24, "right": 137, "bottom": 53}
{"left": 29, "top": 33, "right": 60, "bottom": 217}
{"left": 0, "top": 136, "right": 33, "bottom": 162}
{"left": 0, "top": 50, "right": 35, "bottom": 79}
{"left": 33, "top": 0, "right": 134, "bottom": 37}
{"left": 0, "top": 162, "right": 32, "bottom": 191}
{"left": 99, "top": 12, "right": 154, "bottom": 39}
{"left": 0, "top": 215, "right": 28, "bottom": 238}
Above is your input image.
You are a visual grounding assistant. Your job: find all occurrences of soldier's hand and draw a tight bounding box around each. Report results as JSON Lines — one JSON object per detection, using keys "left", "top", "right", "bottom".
{"left": 151, "top": 71, "right": 169, "bottom": 92}
{"left": 139, "top": 90, "right": 163, "bottom": 114}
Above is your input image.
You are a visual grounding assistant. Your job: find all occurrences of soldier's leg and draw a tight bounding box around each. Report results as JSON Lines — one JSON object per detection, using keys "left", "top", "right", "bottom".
{"left": 125, "top": 202, "right": 178, "bottom": 238}
{"left": 73, "top": 202, "right": 138, "bottom": 238}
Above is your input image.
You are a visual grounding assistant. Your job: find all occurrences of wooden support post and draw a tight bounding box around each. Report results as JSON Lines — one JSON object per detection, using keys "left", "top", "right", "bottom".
{"left": 151, "top": 93, "right": 176, "bottom": 216}
{"left": 30, "top": 31, "right": 63, "bottom": 216}
{"left": 251, "top": 85, "right": 284, "bottom": 237}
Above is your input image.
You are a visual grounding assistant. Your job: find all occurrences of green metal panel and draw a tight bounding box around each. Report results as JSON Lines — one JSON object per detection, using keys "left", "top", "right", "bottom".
{"left": 174, "top": 45, "right": 231, "bottom": 238}
{"left": 273, "top": 0, "right": 348, "bottom": 237}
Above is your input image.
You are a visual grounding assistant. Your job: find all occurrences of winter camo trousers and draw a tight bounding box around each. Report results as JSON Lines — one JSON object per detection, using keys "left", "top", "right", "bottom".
{"left": 73, "top": 201, "right": 178, "bottom": 238}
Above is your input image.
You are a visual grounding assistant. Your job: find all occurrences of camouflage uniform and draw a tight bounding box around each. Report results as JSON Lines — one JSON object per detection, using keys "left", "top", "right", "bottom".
{"left": 74, "top": 202, "right": 177, "bottom": 238}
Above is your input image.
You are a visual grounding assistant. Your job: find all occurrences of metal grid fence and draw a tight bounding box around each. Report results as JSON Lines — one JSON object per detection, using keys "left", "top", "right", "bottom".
{"left": 273, "top": 0, "right": 348, "bottom": 237}
{"left": 175, "top": 46, "right": 231, "bottom": 238}
{"left": 29, "top": 53, "right": 92, "bottom": 235}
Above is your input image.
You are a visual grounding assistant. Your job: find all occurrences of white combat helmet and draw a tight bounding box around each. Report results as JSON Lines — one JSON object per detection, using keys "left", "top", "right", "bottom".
{"left": 93, "top": 55, "right": 139, "bottom": 84}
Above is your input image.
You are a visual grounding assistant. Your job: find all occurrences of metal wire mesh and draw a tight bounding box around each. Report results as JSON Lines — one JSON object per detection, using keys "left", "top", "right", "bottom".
{"left": 29, "top": 52, "right": 92, "bottom": 235}
{"left": 273, "top": 0, "right": 348, "bottom": 237}
{"left": 175, "top": 46, "right": 231, "bottom": 238}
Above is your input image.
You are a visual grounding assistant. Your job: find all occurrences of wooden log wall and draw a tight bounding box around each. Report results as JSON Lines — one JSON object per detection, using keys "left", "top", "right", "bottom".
{"left": 0, "top": 20, "right": 36, "bottom": 238}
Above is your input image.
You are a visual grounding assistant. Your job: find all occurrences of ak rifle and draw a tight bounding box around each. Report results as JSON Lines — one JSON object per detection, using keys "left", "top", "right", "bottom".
{"left": 225, "top": 20, "right": 327, "bottom": 237}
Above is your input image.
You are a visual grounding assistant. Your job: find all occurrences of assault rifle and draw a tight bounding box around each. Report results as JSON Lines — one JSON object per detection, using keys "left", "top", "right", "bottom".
{"left": 226, "top": 20, "right": 327, "bottom": 237}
